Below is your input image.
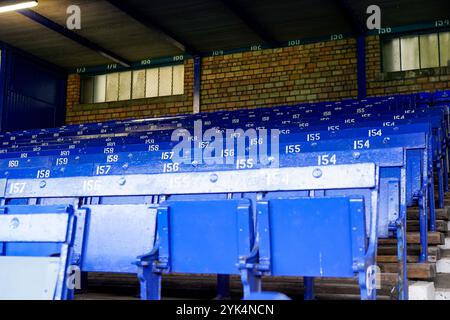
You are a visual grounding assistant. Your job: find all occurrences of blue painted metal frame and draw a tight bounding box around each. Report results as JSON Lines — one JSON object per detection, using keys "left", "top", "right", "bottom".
{"left": 193, "top": 56, "right": 202, "bottom": 114}
{"left": 0, "top": 44, "right": 6, "bottom": 133}
{"left": 357, "top": 36, "right": 367, "bottom": 99}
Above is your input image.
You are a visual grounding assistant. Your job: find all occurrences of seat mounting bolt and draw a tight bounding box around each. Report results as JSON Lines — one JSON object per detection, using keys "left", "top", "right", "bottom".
{"left": 210, "top": 173, "right": 219, "bottom": 183}
{"left": 312, "top": 168, "right": 322, "bottom": 178}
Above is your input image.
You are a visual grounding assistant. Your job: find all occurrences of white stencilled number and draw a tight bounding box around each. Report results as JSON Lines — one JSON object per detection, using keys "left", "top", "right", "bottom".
{"left": 163, "top": 163, "right": 179, "bottom": 173}
{"left": 368, "top": 129, "right": 382, "bottom": 137}
{"left": 221, "top": 149, "right": 235, "bottom": 157}
{"left": 107, "top": 155, "right": 119, "bottom": 163}
{"left": 95, "top": 165, "right": 111, "bottom": 175}
{"left": 8, "top": 160, "right": 19, "bottom": 168}
{"left": 56, "top": 158, "right": 68, "bottom": 166}
{"left": 36, "top": 170, "right": 51, "bottom": 179}
{"left": 331, "top": 34, "right": 344, "bottom": 40}
{"left": 354, "top": 139, "right": 371, "bottom": 150}
{"left": 83, "top": 180, "right": 102, "bottom": 192}
{"left": 161, "top": 152, "right": 174, "bottom": 160}
{"left": 285, "top": 144, "right": 301, "bottom": 154}
{"left": 328, "top": 125, "right": 340, "bottom": 131}
{"left": 104, "top": 148, "right": 114, "bottom": 154}
{"left": 250, "top": 138, "right": 263, "bottom": 146}
{"left": 60, "top": 150, "right": 70, "bottom": 156}
{"left": 318, "top": 154, "right": 337, "bottom": 166}
{"left": 148, "top": 144, "right": 159, "bottom": 151}
{"left": 307, "top": 133, "right": 321, "bottom": 141}
{"left": 9, "top": 182, "right": 26, "bottom": 194}
{"left": 236, "top": 159, "right": 254, "bottom": 169}
{"left": 199, "top": 141, "right": 210, "bottom": 149}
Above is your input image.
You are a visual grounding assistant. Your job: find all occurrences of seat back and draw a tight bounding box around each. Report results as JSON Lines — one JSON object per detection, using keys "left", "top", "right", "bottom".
{"left": 79, "top": 204, "right": 156, "bottom": 273}
{"left": 257, "top": 196, "right": 366, "bottom": 278}
{"left": 0, "top": 205, "right": 75, "bottom": 300}
{"left": 155, "top": 199, "right": 254, "bottom": 275}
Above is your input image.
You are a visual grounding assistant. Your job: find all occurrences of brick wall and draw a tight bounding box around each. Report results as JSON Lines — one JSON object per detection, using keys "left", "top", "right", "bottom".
{"left": 200, "top": 39, "right": 358, "bottom": 112}
{"left": 65, "top": 36, "right": 450, "bottom": 124}
{"left": 65, "top": 39, "right": 358, "bottom": 124}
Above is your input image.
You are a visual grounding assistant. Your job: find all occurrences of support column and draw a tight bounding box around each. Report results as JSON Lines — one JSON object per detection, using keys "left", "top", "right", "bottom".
{"left": 0, "top": 45, "right": 7, "bottom": 132}
{"left": 193, "top": 55, "right": 202, "bottom": 114}
{"left": 357, "top": 36, "right": 367, "bottom": 99}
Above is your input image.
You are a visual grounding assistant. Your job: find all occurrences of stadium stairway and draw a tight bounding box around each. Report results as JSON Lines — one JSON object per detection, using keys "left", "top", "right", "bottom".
{"left": 434, "top": 178, "right": 450, "bottom": 300}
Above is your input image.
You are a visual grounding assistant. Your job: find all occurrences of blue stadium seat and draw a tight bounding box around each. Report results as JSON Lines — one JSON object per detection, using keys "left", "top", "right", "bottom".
{"left": 0, "top": 205, "right": 78, "bottom": 300}
{"left": 0, "top": 91, "right": 448, "bottom": 300}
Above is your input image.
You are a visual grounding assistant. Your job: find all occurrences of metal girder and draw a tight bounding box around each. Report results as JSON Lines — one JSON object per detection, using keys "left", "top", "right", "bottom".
{"left": 219, "top": 0, "right": 280, "bottom": 47}
{"left": 334, "top": 0, "right": 366, "bottom": 36}
{"left": 105, "top": 0, "right": 198, "bottom": 55}
{"left": 332, "top": 1, "right": 367, "bottom": 98}
{"left": 18, "top": 9, "right": 131, "bottom": 67}
{"left": 357, "top": 36, "right": 367, "bottom": 99}
{"left": 193, "top": 56, "right": 201, "bottom": 114}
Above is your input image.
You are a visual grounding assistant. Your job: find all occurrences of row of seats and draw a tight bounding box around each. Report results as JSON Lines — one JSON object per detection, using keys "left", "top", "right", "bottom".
{"left": 0, "top": 90, "right": 449, "bottom": 300}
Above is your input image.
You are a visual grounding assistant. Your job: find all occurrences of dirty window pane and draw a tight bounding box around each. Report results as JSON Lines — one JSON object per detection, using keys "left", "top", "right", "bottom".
{"left": 172, "top": 65, "right": 185, "bottom": 95}
{"left": 118, "top": 71, "right": 132, "bottom": 101}
{"left": 382, "top": 38, "right": 401, "bottom": 72}
{"left": 400, "top": 36, "right": 420, "bottom": 71}
{"left": 94, "top": 75, "right": 106, "bottom": 103}
{"left": 106, "top": 73, "right": 119, "bottom": 102}
{"left": 420, "top": 34, "right": 439, "bottom": 68}
{"left": 159, "top": 66, "right": 173, "bottom": 96}
{"left": 132, "top": 69, "right": 146, "bottom": 99}
{"left": 440, "top": 32, "right": 450, "bottom": 67}
{"left": 145, "top": 68, "right": 159, "bottom": 98}
{"left": 81, "top": 76, "right": 94, "bottom": 104}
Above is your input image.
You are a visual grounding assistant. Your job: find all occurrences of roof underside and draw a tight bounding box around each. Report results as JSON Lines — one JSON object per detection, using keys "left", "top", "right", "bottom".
{"left": 0, "top": 0, "right": 448, "bottom": 69}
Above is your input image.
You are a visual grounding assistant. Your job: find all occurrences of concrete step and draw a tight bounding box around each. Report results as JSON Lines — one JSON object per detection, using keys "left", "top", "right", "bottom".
{"left": 409, "top": 281, "right": 435, "bottom": 300}
{"left": 434, "top": 274, "right": 450, "bottom": 300}
{"left": 407, "top": 220, "right": 448, "bottom": 232}
{"left": 435, "top": 289, "right": 450, "bottom": 300}
{"left": 437, "top": 258, "right": 450, "bottom": 273}
{"left": 408, "top": 207, "right": 450, "bottom": 221}
{"left": 379, "top": 232, "right": 444, "bottom": 246}
{"left": 441, "top": 248, "right": 450, "bottom": 258}
{"left": 380, "top": 262, "right": 435, "bottom": 281}
{"left": 438, "top": 237, "right": 450, "bottom": 249}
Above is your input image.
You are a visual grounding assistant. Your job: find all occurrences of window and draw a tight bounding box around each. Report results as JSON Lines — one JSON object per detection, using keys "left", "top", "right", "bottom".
{"left": 382, "top": 31, "right": 450, "bottom": 72}
{"left": 81, "top": 65, "right": 184, "bottom": 104}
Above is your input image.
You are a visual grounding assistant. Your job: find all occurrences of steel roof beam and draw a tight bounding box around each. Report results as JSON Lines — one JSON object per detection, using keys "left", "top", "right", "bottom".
{"left": 18, "top": 9, "right": 131, "bottom": 67}
{"left": 334, "top": 0, "right": 366, "bottom": 35}
{"left": 105, "top": 0, "right": 199, "bottom": 55}
{"left": 219, "top": 0, "right": 280, "bottom": 47}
